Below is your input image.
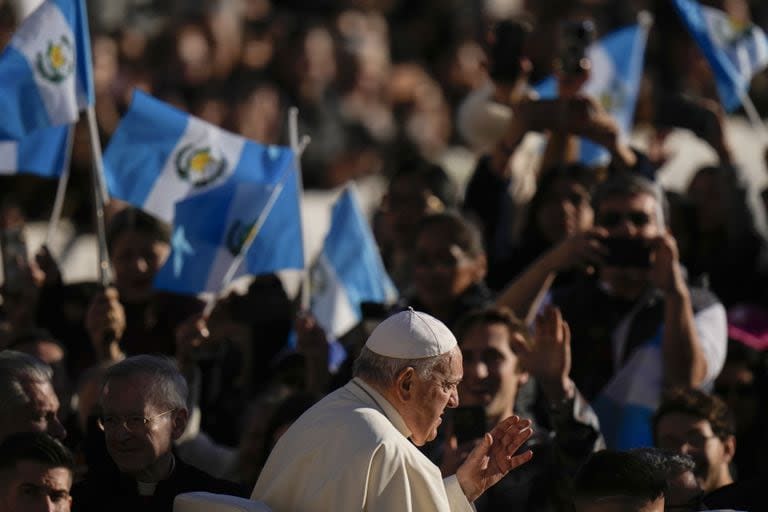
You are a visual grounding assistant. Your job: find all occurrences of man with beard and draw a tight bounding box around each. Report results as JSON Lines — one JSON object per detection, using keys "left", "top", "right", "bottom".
{"left": 652, "top": 387, "right": 735, "bottom": 494}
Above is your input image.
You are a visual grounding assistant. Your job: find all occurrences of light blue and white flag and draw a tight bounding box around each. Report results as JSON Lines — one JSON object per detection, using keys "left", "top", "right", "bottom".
{"left": 0, "top": 0, "right": 93, "bottom": 138}
{"left": 672, "top": 0, "right": 768, "bottom": 111}
{"left": 592, "top": 328, "right": 662, "bottom": 450}
{"left": 153, "top": 167, "right": 304, "bottom": 295}
{"left": 104, "top": 90, "right": 294, "bottom": 224}
{"left": 310, "top": 185, "right": 397, "bottom": 338}
{"left": 0, "top": 125, "right": 70, "bottom": 178}
{"left": 535, "top": 19, "right": 650, "bottom": 166}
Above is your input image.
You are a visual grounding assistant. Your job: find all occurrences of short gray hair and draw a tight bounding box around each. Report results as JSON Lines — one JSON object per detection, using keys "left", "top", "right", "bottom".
{"left": 353, "top": 346, "right": 452, "bottom": 388}
{"left": 102, "top": 355, "right": 188, "bottom": 411}
{"left": 593, "top": 173, "right": 669, "bottom": 228}
{"left": 0, "top": 351, "right": 53, "bottom": 412}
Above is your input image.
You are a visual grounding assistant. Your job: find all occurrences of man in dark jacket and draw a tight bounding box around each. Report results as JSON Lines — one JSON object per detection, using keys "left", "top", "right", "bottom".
{"left": 71, "top": 355, "right": 245, "bottom": 512}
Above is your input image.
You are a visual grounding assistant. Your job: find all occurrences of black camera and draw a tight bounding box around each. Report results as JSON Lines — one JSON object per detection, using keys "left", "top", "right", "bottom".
{"left": 601, "top": 237, "right": 652, "bottom": 268}
{"left": 559, "top": 20, "right": 596, "bottom": 75}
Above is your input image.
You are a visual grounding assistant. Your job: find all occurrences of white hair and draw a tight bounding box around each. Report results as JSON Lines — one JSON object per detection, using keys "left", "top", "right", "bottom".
{"left": 353, "top": 346, "right": 453, "bottom": 388}
{"left": 102, "top": 355, "right": 188, "bottom": 411}
{"left": 0, "top": 350, "right": 53, "bottom": 413}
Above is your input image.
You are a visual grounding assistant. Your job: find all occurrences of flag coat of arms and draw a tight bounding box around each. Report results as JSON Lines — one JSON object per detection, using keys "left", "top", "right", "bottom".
{"left": 672, "top": 0, "right": 768, "bottom": 111}
{"left": 0, "top": 0, "right": 93, "bottom": 138}
{"left": 310, "top": 185, "right": 397, "bottom": 338}
{"left": 535, "top": 19, "right": 650, "bottom": 165}
{"left": 105, "top": 90, "right": 294, "bottom": 224}
{"left": 153, "top": 165, "right": 304, "bottom": 295}
{"left": 0, "top": 125, "right": 70, "bottom": 177}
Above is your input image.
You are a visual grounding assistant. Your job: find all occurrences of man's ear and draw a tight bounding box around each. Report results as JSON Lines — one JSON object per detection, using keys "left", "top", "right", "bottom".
{"left": 473, "top": 253, "right": 488, "bottom": 283}
{"left": 517, "top": 370, "right": 530, "bottom": 387}
{"left": 170, "top": 408, "right": 189, "bottom": 440}
{"left": 395, "top": 367, "right": 416, "bottom": 402}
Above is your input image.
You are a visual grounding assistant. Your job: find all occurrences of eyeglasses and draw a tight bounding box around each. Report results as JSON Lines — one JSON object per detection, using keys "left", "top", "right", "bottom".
{"left": 657, "top": 432, "right": 717, "bottom": 451}
{"left": 598, "top": 211, "right": 652, "bottom": 228}
{"left": 97, "top": 409, "right": 175, "bottom": 433}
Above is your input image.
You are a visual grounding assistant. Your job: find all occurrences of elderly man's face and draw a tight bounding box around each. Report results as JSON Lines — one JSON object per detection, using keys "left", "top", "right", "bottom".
{"left": 100, "top": 375, "right": 182, "bottom": 477}
{"left": 2, "top": 378, "right": 66, "bottom": 442}
{"left": 0, "top": 461, "right": 72, "bottom": 512}
{"left": 406, "top": 346, "right": 462, "bottom": 446}
{"left": 655, "top": 412, "right": 734, "bottom": 493}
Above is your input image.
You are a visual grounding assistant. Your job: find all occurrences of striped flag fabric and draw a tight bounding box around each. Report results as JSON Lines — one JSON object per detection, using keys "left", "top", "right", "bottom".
{"left": 0, "top": 0, "right": 93, "bottom": 138}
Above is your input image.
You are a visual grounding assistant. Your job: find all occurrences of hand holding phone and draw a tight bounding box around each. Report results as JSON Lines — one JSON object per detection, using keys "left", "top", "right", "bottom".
{"left": 600, "top": 237, "right": 652, "bottom": 268}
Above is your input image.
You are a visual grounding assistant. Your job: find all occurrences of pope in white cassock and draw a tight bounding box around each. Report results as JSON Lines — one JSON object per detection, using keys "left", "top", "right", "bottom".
{"left": 252, "top": 308, "right": 534, "bottom": 511}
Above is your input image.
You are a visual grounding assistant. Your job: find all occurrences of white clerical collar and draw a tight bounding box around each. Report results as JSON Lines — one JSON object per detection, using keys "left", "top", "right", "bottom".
{"left": 350, "top": 378, "right": 412, "bottom": 439}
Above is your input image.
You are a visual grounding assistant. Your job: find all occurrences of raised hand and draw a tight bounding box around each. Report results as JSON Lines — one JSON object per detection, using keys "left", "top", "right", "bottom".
{"left": 510, "top": 305, "right": 574, "bottom": 402}
{"left": 455, "top": 415, "right": 533, "bottom": 502}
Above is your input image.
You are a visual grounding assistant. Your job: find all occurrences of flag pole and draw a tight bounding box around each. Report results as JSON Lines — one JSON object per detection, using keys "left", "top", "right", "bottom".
{"left": 740, "top": 92, "right": 768, "bottom": 143}
{"left": 288, "top": 106, "right": 312, "bottom": 311}
{"left": 86, "top": 106, "right": 112, "bottom": 286}
{"left": 45, "top": 124, "right": 76, "bottom": 248}
{"left": 201, "top": 170, "right": 292, "bottom": 317}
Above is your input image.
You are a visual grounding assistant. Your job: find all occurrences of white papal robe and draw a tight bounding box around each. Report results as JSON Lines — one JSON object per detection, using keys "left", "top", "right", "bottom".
{"left": 252, "top": 377, "right": 474, "bottom": 512}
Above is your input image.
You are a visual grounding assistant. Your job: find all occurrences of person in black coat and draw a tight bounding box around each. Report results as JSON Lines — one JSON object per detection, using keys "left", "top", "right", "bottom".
{"left": 71, "top": 355, "right": 245, "bottom": 512}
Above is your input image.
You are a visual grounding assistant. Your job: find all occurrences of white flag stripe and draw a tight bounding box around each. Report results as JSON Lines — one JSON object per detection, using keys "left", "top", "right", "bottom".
{"left": 11, "top": 1, "right": 78, "bottom": 126}
{"left": 143, "top": 116, "right": 248, "bottom": 222}
{"left": 0, "top": 141, "right": 18, "bottom": 175}
{"left": 312, "top": 254, "right": 359, "bottom": 338}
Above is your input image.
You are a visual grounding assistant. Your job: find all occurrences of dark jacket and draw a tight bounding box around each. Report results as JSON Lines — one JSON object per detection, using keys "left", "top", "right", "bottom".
{"left": 71, "top": 456, "right": 247, "bottom": 512}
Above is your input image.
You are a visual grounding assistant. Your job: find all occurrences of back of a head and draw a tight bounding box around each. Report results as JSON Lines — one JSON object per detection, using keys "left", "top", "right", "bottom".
{"left": 0, "top": 350, "right": 53, "bottom": 412}
{"left": 390, "top": 158, "right": 459, "bottom": 212}
{"left": 102, "top": 355, "right": 188, "bottom": 411}
{"left": 487, "top": 19, "right": 532, "bottom": 85}
{"left": 573, "top": 450, "right": 666, "bottom": 511}
{"left": 0, "top": 431, "right": 73, "bottom": 474}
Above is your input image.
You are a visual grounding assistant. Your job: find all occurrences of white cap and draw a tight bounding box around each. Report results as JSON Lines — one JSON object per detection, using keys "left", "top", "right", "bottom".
{"left": 365, "top": 308, "right": 457, "bottom": 359}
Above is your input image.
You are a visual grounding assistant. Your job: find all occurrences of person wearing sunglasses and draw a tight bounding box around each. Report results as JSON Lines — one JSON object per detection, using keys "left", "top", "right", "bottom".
{"left": 498, "top": 173, "right": 727, "bottom": 449}
{"left": 71, "top": 355, "right": 245, "bottom": 512}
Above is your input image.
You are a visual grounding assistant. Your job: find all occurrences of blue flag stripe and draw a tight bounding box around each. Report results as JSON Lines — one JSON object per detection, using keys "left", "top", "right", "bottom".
{"left": 16, "top": 125, "right": 70, "bottom": 177}
{"left": 104, "top": 92, "right": 189, "bottom": 204}
{"left": 0, "top": 47, "right": 53, "bottom": 136}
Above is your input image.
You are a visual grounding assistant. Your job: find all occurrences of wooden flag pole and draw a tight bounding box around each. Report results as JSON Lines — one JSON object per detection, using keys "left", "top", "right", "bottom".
{"left": 45, "top": 124, "right": 76, "bottom": 248}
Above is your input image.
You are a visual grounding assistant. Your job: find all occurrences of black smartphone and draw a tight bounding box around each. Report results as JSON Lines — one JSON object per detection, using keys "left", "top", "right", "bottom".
{"left": 452, "top": 406, "right": 487, "bottom": 444}
{"left": 1, "top": 227, "right": 28, "bottom": 294}
{"left": 601, "top": 237, "right": 652, "bottom": 268}
{"left": 559, "top": 19, "right": 596, "bottom": 75}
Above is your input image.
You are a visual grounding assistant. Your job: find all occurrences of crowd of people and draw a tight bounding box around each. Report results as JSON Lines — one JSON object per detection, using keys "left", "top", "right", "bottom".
{"left": 2, "top": 0, "right": 768, "bottom": 511}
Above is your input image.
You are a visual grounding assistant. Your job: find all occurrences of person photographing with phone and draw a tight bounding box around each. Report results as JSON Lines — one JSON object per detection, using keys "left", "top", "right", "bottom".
{"left": 497, "top": 173, "right": 728, "bottom": 449}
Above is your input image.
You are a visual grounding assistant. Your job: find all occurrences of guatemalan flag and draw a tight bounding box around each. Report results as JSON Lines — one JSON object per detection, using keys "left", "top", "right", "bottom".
{"left": 535, "top": 15, "right": 651, "bottom": 166}
{"left": 0, "top": 0, "right": 93, "bottom": 138}
{"left": 104, "top": 90, "right": 293, "bottom": 224}
{"left": 0, "top": 125, "right": 70, "bottom": 177}
{"left": 310, "top": 185, "right": 397, "bottom": 338}
{"left": 672, "top": 0, "right": 768, "bottom": 111}
{"left": 153, "top": 164, "right": 304, "bottom": 295}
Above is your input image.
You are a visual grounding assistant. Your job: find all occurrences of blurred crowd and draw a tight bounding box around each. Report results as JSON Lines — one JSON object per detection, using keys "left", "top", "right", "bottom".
{"left": 2, "top": 0, "right": 768, "bottom": 511}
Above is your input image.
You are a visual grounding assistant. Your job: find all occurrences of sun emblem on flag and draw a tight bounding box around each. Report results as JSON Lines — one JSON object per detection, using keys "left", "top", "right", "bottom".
{"left": 175, "top": 145, "right": 228, "bottom": 187}
{"left": 35, "top": 36, "right": 74, "bottom": 83}
{"left": 225, "top": 219, "right": 254, "bottom": 256}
